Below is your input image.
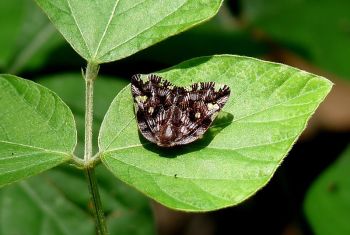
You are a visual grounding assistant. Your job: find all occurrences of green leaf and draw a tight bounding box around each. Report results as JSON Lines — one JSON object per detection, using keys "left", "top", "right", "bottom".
{"left": 0, "top": 0, "right": 63, "bottom": 74}
{"left": 242, "top": 0, "right": 350, "bottom": 79}
{"left": 99, "top": 55, "right": 332, "bottom": 211}
{"left": 0, "top": 75, "right": 76, "bottom": 187}
{"left": 304, "top": 145, "right": 350, "bottom": 235}
{"left": 0, "top": 174, "right": 94, "bottom": 235}
{"left": 34, "top": 0, "right": 223, "bottom": 63}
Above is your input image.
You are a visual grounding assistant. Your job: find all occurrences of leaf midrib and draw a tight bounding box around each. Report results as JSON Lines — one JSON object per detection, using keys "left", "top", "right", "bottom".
{"left": 0, "top": 140, "right": 72, "bottom": 156}
{"left": 93, "top": 0, "right": 120, "bottom": 59}
{"left": 66, "top": 0, "right": 92, "bottom": 58}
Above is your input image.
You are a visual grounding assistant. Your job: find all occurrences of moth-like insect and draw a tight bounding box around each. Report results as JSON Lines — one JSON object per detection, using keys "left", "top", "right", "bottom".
{"left": 131, "top": 74, "right": 230, "bottom": 147}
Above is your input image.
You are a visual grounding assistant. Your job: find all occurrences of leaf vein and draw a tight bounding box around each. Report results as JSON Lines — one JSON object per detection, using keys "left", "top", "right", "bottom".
{"left": 206, "top": 136, "right": 296, "bottom": 152}
{"left": 149, "top": 174, "right": 201, "bottom": 209}
{"left": 232, "top": 86, "right": 326, "bottom": 124}
{"left": 189, "top": 180, "right": 231, "bottom": 202}
{"left": 93, "top": 0, "right": 121, "bottom": 58}
{"left": 0, "top": 157, "right": 64, "bottom": 176}
{"left": 0, "top": 152, "right": 48, "bottom": 161}
{"left": 99, "top": 1, "right": 187, "bottom": 59}
{"left": 239, "top": 112, "right": 310, "bottom": 124}
{"left": 0, "top": 140, "right": 72, "bottom": 156}
{"left": 66, "top": 0, "right": 92, "bottom": 58}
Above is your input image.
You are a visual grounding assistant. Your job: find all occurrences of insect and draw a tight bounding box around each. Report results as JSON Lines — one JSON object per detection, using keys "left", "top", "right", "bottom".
{"left": 131, "top": 74, "right": 231, "bottom": 147}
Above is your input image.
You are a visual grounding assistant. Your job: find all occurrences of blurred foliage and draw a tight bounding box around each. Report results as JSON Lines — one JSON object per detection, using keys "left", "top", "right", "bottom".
{"left": 0, "top": 0, "right": 63, "bottom": 74}
{"left": 304, "top": 145, "right": 350, "bottom": 235}
{"left": 0, "top": 165, "right": 156, "bottom": 235}
{"left": 0, "top": 171, "right": 94, "bottom": 235}
{"left": 242, "top": 0, "right": 350, "bottom": 79}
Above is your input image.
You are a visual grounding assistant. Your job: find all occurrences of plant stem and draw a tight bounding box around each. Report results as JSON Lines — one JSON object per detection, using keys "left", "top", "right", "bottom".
{"left": 84, "top": 62, "right": 98, "bottom": 162}
{"left": 84, "top": 62, "right": 108, "bottom": 235}
{"left": 85, "top": 167, "right": 108, "bottom": 235}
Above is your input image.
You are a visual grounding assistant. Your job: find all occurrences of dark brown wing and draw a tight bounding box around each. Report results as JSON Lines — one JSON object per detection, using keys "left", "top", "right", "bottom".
{"left": 131, "top": 74, "right": 231, "bottom": 147}
{"left": 171, "top": 82, "right": 231, "bottom": 145}
{"left": 131, "top": 74, "right": 175, "bottom": 145}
